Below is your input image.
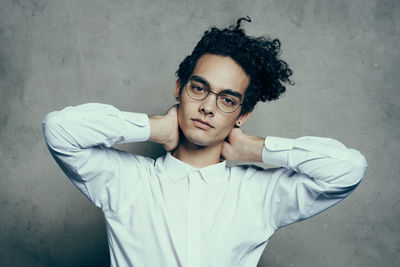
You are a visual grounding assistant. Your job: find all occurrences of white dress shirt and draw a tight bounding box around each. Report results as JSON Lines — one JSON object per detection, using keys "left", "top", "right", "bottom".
{"left": 42, "top": 103, "right": 367, "bottom": 267}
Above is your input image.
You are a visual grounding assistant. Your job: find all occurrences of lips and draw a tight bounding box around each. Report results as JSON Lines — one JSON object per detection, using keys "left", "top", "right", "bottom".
{"left": 191, "top": 118, "right": 214, "bottom": 130}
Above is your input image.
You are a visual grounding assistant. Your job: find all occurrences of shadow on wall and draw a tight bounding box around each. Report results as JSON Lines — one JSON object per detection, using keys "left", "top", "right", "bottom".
{"left": 6, "top": 215, "right": 109, "bottom": 266}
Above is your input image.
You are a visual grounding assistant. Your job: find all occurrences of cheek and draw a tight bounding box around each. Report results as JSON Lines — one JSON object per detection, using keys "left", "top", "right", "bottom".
{"left": 177, "top": 105, "right": 185, "bottom": 128}
{"left": 177, "top": 98, "right": 196, "bottom": 125}
{"left": 177, "top": 102, "right": 193, "bottom": 133}
{"left": 216, "top": 120, "right": 236, "bottom": 138}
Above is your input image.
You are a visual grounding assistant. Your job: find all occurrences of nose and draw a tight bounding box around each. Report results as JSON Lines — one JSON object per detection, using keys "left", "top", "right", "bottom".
{"left": 199, "top": 92, "right": 217, "bottom": 116}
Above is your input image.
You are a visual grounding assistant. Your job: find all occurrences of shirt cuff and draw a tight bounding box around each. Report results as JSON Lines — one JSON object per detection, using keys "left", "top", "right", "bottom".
{"left": 262, "top": 136, "right": 293, "bottom": 167}
{"left": 120, "top": 111, "right": 150, "bottom": 143}
{"left": 261, "top": 135, "right": 355, "bottom": 168}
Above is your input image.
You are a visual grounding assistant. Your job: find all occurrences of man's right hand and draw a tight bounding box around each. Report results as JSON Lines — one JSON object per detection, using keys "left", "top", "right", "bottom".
{"left": 149, "top": 105, "right": 180, "bottom": 151}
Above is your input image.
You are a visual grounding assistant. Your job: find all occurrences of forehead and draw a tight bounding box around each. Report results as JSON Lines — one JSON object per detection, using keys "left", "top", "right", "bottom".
{"left": 191, "top": 54, "right": 250, "bottom": 94}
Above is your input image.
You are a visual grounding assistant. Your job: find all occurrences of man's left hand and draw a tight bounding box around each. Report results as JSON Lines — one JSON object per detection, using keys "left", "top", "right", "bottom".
{"left": 221, "top": 127, "right": 264, "bottom": 162}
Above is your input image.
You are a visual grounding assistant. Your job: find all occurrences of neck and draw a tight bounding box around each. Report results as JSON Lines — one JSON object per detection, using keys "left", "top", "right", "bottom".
{"left": 171, "top": 137, "right": 223, "bottom": 169}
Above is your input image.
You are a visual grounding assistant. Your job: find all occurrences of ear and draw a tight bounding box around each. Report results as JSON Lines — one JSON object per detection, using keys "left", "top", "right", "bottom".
{"left": 235, "top": 111, "right": 252, "bottom": 127}
{"left": 174, "top": 79, "right": 181, "bottom": 101}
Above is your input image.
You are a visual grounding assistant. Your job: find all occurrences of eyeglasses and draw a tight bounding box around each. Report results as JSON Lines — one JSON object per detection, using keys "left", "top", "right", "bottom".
{"left": 185, "top": 76, "right": 243, "bottom": 113}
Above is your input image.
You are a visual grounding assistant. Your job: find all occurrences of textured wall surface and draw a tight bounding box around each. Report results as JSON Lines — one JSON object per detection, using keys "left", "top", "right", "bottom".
{"left": 0, "top": 0, "right": 399, "bottom": 266}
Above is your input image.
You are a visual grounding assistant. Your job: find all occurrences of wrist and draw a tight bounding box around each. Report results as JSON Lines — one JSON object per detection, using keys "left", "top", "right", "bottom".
{"left": 241, "top": 134, "right": 264, "bottom": 162}
{"left": 149, "top": 115, "right": 170, "bottom": 145}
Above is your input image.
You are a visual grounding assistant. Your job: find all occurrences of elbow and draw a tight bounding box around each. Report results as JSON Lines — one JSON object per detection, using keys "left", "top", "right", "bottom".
{"left": 322, "top": 151, "right": 367, "bottom": 197}
{"left": 42, "top": 111, "right": 63, "bottom": 149}
{"left": 346, "top": 149, "right": 368, "bottom": 186}
{"left": 42, "top": 111, "right": 60, "bottom": 126}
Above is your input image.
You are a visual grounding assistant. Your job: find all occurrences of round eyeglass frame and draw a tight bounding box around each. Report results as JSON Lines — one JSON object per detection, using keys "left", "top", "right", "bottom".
{"left": 185, "top": 80, "right": 243, "bottom": 113}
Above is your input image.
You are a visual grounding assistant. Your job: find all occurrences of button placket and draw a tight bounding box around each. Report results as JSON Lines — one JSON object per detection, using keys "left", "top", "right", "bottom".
{"left": 186, "top": 170, "right": 202, "bottom": 267}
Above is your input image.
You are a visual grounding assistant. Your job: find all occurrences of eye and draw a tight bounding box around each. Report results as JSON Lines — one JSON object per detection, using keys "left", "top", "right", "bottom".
{"left": 219, "top": 96, "right": 237, "bottom": 107}
{"left": 190, "top": 84, "right": 207, "bottom": 94}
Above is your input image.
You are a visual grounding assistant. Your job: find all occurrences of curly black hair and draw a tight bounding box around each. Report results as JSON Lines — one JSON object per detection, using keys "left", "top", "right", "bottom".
{"left": 176, "top": 17, "right": 293, "bottom": 115}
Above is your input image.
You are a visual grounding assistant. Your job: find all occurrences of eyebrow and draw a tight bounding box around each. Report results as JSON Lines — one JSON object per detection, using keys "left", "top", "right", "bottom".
{"left": 190, "top": 75, "right": 210, "bottom": 87}
{"left": 189, "top": 75, "right": 243, "bottom": 99}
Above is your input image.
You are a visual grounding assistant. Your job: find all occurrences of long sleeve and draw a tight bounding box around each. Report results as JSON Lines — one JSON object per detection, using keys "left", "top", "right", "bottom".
{"left": 246, "top": 135, "right": 368, "bottom": 231}
{"left": 42, "top": 102, "right": 151, "bottom": 213}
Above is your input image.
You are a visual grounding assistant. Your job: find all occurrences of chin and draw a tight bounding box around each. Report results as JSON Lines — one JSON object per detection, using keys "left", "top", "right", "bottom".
{"left": 184, "top": 131, "right": 219, "bottom": 147}
{"left": 186, "top": 135, "right": 212, "bottom": 147}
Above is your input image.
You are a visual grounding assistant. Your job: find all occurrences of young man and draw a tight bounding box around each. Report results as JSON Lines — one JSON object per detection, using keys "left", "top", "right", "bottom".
{"left": 42, "top": 18, "right": 367, "bottom": 267}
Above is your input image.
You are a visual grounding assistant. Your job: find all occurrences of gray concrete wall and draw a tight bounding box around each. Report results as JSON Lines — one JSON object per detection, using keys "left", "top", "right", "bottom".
{"left": 0, "top": 0, "right": 398, "bottom": 266}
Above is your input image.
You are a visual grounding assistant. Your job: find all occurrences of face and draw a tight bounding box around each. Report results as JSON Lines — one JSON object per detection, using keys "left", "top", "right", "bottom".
{"left": 174, "top": 54, "right": 251, "bottom": 147}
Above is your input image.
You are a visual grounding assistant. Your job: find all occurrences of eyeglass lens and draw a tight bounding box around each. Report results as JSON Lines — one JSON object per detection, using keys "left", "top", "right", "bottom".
{"left": 186, "top": 78, "right": 241, "bottom": 113}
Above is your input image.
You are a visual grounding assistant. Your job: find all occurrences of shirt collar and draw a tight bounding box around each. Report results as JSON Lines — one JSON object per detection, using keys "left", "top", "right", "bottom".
{"left": 157, "top": 152, "right": 228, "bottom": 186}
